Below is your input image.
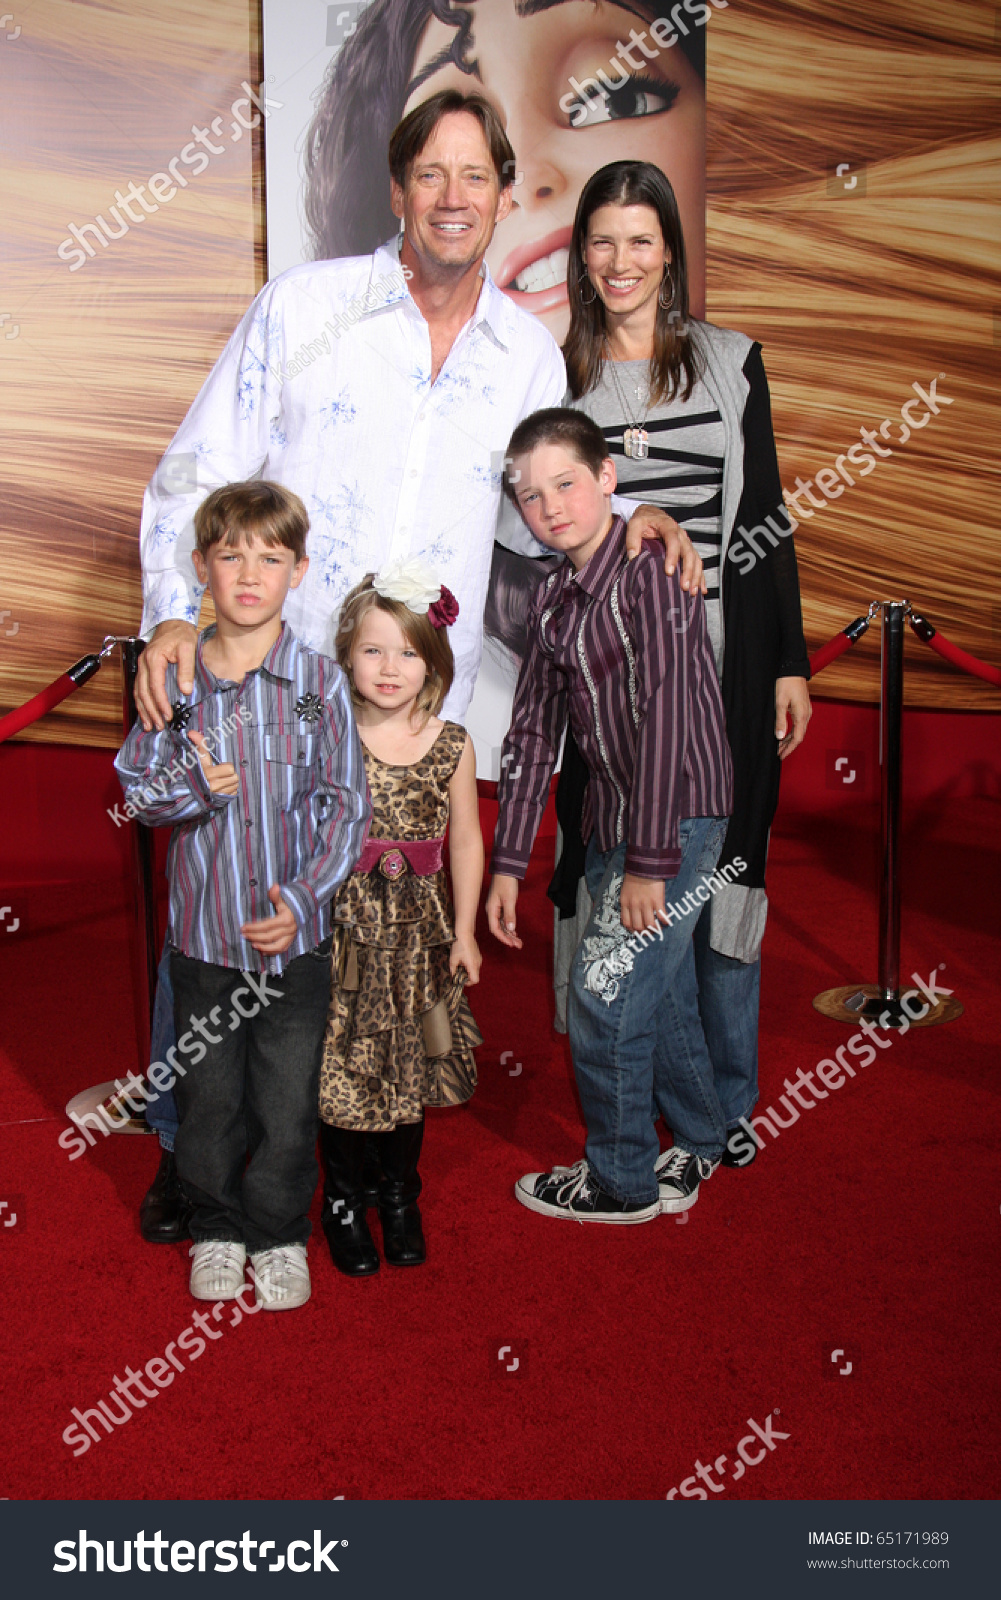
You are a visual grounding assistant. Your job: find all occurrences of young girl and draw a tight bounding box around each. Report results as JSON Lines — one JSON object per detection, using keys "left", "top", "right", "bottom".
{"left": 317, "top": 561, "right": 483, "bottom": 1276}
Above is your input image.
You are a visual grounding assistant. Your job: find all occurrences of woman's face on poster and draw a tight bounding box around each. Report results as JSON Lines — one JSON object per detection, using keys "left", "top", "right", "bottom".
{"left": 404, "top": 0, "right": 705, "bottom": 340}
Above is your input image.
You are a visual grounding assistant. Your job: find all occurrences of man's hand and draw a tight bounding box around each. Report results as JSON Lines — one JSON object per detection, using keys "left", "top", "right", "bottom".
{"left": 189, "top": 731, "right": 239, "bottom": 796}
{"left": 619, "top": 870, "right": 666, "bottom": 934}
{"left": 624, "top": 506, "right": 706, "bottom": 594}
{"left": 240, "top": 884, "right": 298, "bottom": 955}
{"left": 775, "top": 675, "right": 812, "bottom": 760}
{"left": 136, "top": 619, "right": 198, "bottom": 731}
{"left": 485, "top": 874, "right": 522, "bottom": 949}
{"left": 450, "top": 932, "right": 482, "bottom": 985}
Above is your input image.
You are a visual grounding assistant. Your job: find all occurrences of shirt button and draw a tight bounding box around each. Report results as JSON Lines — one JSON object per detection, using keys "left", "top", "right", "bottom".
{"left": 409, "top": 469, "right": 418, "bottom": 479}
{"left": 240, "top": 759, "right": 248, "bottom": 767}
{"left": 298, "top": 750, "right": 305, "bottom": 759}
{"left": 246, "top": 820, "right": 252, "bottom": 829}
{"left": 249, "top": 878, "right": 257, "bottom": 887}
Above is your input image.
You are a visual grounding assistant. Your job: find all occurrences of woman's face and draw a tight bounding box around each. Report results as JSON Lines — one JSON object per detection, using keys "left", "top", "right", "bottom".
{"left": 404, "top": 0, "right": 705, "bottom": 341}
{"left": 584, "top": 202, "right": 670, "bottom": 322}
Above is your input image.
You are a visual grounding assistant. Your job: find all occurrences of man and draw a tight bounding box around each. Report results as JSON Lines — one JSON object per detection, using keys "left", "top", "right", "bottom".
{"left": 133, "top": 89, "right": 702, "bottom": 1241}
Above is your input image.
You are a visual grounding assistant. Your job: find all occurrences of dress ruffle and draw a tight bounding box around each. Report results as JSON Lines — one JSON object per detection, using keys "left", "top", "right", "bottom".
{"left": 317, "top": 722, "right": 481, "bottom": 1133}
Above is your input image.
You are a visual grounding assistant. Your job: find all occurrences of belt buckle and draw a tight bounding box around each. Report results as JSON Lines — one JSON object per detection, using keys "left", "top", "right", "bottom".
{"left": 378, "top": 848, "right": 407, "bottom": 881}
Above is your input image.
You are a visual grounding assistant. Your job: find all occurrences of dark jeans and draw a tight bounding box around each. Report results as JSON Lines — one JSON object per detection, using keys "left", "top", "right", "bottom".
{"left": 170, "top": 947, "right": 331, "bottom": 1253}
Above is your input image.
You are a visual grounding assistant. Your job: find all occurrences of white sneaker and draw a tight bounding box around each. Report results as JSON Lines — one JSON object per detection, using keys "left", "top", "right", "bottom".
{"left": 250, "top": 1244, "right": 311, "bottom": 1311}
{"left": 188, "top": 1239, "right": 247, "bottom": 1300}
{"left": 654, "top": 1147, "right": 720, "bottom": 1214}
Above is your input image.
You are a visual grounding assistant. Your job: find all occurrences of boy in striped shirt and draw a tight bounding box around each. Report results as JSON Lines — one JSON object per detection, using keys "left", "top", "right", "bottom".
{"left": 486, "top": 410, "right": 733, "bottom": 1223}
{"left": 116, "top": 482, "right": 370, "bottom": 1307}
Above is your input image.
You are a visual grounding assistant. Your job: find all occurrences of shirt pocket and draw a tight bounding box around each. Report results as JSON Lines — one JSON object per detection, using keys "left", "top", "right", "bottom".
{"left": 262, "top": 729, "right": 318, "bottom": 811}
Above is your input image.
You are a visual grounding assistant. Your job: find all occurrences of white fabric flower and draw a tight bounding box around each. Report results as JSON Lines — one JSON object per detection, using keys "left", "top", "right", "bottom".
{"left": 372, "top": 557, "right": 442, "bottom": 614}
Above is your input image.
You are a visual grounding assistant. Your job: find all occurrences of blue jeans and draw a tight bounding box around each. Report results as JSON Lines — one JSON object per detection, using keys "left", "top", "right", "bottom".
{"left": 146, "top": 939, "right": 180, "bottom": 1150}
{"left": 567, "top": 820, "right": 728, "bottom": 1205}
{"left": 692, "top": 904, "right": 760, "bottom": 1129}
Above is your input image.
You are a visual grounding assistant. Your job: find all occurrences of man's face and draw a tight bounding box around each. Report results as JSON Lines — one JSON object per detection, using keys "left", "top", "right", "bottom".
{"left": 391, "top": 111, "right": 513, "bottom": 275}
{"left": 511, "top": 442, "right": 616, "bottom": 570}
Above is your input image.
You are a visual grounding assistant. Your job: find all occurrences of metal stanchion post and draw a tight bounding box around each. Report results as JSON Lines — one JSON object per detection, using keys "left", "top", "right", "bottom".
{"left": 65, "top": 638, "right": 160, "bottom": 1134}
{"left": 121, "top": 639, "right": 159, "bottom": 1070}
{"left": 814, "top": 601, "right": 962, "bottom": 1029}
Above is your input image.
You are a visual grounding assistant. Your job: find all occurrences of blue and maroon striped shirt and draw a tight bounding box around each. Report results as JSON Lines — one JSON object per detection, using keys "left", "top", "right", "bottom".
{"left": 492, "top": 518, "right": 732, "bottom": 882}
{"left": 115, "top": 624, "right": 370, "bottom": 974}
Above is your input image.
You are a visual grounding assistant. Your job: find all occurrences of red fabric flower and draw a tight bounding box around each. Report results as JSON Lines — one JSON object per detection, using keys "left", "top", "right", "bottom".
{"left": 428, "top": 585, "right": 459, "bottom": 629}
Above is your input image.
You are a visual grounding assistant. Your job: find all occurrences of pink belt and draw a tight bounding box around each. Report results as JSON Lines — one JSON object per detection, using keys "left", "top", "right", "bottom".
{"left": 354, "top": 835, "right": 445, "bottom": 880}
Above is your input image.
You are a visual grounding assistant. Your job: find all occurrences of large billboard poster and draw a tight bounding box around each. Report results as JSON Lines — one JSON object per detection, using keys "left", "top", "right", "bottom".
{"left": 1, "top": 1, "right": 996, "bottom": 751}
{"left": 261, "top": 0, "right": 708, "bottom": 776}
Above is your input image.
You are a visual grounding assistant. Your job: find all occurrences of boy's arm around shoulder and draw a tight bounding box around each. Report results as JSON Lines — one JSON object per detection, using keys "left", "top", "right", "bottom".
{"left": 276, "top": 661, "right": 371, "bottom": 928}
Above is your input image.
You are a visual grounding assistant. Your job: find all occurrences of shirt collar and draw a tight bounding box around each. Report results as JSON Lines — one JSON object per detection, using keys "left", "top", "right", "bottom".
{"left": 569, "top": 515, "right": 628, "bottom": 601}
{"left": 193, "top": 621, "right": 298, "bottom": 693}
{"left": 368, "top": 237, "right": 512, "bottom": 352}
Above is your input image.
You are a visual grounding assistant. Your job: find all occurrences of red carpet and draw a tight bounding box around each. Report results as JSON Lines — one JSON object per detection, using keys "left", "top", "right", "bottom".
{"left": 1, "top": 716, "right": 999, "bottom": 1501}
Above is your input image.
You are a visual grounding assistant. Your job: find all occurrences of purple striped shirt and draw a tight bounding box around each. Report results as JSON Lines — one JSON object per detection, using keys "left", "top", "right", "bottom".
{"left": 115, "top": 624, "right": 371, "bottom": 974}
{"left": 492, "top": 518, "right": 732, "bottom": 882}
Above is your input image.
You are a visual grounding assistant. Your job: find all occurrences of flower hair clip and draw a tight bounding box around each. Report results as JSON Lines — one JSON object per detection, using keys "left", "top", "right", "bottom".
{"left": 373, "top": 558, "right": 459, "bottom": 630}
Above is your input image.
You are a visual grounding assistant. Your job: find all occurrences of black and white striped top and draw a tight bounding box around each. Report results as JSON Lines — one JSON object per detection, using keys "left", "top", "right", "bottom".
{"left": 572, "top": 359, "right": 726, "bottom": 672}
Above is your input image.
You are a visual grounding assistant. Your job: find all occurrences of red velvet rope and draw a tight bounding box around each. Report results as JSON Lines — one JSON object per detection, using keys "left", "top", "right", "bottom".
{"left": 0, "top": 654, "right": 103, "bottom": 745}
{"left": 809, "top": 631, "right": 854, "bottom": 677}
{"left": 916, "top": 627, "right": 1001, "bottom": 688}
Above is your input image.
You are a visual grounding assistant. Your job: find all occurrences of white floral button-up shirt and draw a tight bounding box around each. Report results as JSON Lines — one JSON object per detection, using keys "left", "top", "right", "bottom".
{"left": 139, "top": 241, "right": 567, "bottom": 718}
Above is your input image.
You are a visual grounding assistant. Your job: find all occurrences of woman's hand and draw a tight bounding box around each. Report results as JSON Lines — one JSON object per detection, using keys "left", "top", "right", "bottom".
{"left": 136, "top": 620, "right": 199, "bottom": 731}
{"left": 775, "top": 676, "right": 812, "bottom": 759}
{"left": 485, "top": 874, "right": 522, "bottom": 948}
{"left": 450, "top": 932, "right": 482, "bottom": 985}
{"left": 624, "top": 506, "right": 706, "bottom": 594}
{"left": 618, "top": 871, "right": 666, "bottom": 934}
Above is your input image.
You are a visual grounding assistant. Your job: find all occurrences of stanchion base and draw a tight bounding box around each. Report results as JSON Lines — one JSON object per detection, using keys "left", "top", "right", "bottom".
{"left": 813, "top": 984, "right": 963, "bottom": 1028}
{"left": 65, "top": 1081, "right": 156, "bottom": 1135}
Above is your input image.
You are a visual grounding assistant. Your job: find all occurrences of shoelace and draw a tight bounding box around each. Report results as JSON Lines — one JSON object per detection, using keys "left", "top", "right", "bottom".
{"left": 189, "top": 1240, "right": 244, "bottom": 1275}
{"left": 256, "top": 1247, "right": 308, "bottom": 1281}
{"left": 658, "top": 1149, "right": 719, "bottom": 1185}
{"left": 546, "top": 1160, "right": 593, "bottom": 1207}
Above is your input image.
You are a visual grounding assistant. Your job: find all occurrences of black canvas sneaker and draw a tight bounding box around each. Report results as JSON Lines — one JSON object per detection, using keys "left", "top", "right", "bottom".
{"left": 515, "top": 1159, "right": 660, "bottom": 1224}
{"left": 655, "top": 1146, "right": 720, "bottom": 1213}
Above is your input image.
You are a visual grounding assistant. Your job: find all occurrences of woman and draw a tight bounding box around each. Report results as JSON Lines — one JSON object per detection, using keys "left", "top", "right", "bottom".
{"left": 557, "top": 159, "right": 812, "bottom": 1163}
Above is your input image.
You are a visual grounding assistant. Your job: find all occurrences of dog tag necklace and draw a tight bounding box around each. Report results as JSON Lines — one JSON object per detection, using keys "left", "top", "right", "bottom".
{"left": 607, "top": 355, "right": 651, "bottom": 460}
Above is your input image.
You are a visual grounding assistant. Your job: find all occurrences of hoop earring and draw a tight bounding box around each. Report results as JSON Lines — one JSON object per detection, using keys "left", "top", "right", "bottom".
{"left": 577, "top": 271, "right": 597, "bottom": 307}
{"left": 658, "top": 266, "right": 675, "bottom": 310}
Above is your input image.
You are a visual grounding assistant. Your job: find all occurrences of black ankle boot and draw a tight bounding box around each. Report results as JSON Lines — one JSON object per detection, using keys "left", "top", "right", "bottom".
{"left": 377, "top": 1117, "right": 426, "bottom": 1266}
{"left": 320, "top": 1124, "right": 380, "bottom": 1277}
{"left": 140, "top": 1148, "right": 192, "bottom": 1244}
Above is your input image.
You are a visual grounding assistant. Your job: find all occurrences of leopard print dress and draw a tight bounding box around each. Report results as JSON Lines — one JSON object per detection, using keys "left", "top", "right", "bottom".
{"left": 317, "top": 721, "right": 481, "bottom": 1132}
